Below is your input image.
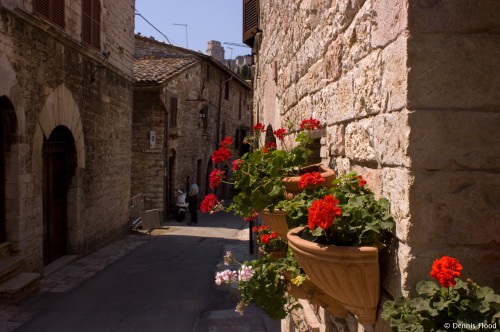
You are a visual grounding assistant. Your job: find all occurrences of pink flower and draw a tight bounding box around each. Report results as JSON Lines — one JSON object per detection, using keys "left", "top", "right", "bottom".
{"left": 238, "top": 265, "right": 255, "bottom": 282}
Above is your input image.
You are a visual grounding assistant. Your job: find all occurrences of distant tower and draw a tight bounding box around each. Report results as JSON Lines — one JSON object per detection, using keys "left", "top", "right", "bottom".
{"left": 206, "top": 40, "right": 225, "bottom": 62}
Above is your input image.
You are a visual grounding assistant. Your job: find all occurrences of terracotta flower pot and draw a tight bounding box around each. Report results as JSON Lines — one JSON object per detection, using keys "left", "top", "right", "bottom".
{"left": 282, "top": 163, "right": 336, "bottom": 198}
{"left": 260, "top": 209, "right": 288, "bottom": 240}
{"left": 287, "top": 227, "right": 380, "bottom": 325}
{"left": 258, "top": 247, "right": 287, "bottom": 260}
{"left": 283, "top": 272, "right": 347, "bottom": 318}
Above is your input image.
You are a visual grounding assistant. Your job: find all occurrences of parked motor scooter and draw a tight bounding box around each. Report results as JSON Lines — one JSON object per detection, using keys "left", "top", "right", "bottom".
{"left": 175, "top": 189, "right": 189, "bottom": 222}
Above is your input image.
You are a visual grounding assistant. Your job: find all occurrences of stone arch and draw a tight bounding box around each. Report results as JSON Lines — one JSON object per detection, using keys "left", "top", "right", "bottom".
{"left": 32, "top": 84, "right": 86, "bottom": 261}
{"left": 0, "top": 54, "right": 25, "bottom": 135}
{"left": 32, "top": 84, "right": 85, "bottom": 174}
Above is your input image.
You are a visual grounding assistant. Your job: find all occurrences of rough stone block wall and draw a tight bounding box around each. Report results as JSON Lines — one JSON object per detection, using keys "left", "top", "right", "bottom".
{"left": 0, "top": 3, "right": 134, "bottom": 271}
{"left": 253, "top": 0, "right": 499, "bottom": 330}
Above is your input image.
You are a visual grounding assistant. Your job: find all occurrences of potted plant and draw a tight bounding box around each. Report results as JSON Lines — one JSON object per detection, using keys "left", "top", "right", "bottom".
{"left": 200, "top": 118, "right": 335, "bottom": 218}
{"left": 215, "top": 251, "right": 302, "bottom": 320}
{"left": 286, "top": 172, "right": 395, "bottom": 325}
{"left": 253, "top": 225, "right": 287, "bottom": 259}
{"left": 382, "top": 256, "right": 500, "bottom": 331}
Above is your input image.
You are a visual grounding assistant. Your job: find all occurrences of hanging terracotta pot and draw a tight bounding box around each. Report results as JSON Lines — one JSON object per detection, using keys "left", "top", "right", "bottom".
{"left": 283, "top": 272, "right": 347, "bottom": 318}
{"left": 258, "top": 247, "right": 287, "bottom": 260}
{"left": 287, "top": 227, "right": 380, "bottom": 325}
{"left": 282, "top": 163, "right": 336, "bottom": 198}
{"left": 260, "top": 209, "right": 289, "bottom": 240}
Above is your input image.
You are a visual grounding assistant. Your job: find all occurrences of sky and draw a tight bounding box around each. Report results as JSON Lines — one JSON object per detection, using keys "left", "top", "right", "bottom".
{"left": 134, "top": 1, "right": 252, "bottom": 59}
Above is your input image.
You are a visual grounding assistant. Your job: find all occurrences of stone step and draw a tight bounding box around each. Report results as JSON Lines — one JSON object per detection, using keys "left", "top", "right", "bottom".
{"left": 0, "top": 255, "right": 25, "bottom": 284}
{"left": 0, "top": 272, "right": 41, "bottom": 304}
{"left": 0, "top": 242, "right": 12, "bottom": 259}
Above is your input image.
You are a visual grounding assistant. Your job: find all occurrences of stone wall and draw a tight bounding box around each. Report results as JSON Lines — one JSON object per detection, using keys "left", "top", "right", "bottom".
{"left": 253, "top": 0, "right": 500, "bottom": 330}
{"left": 0, "top": 2, "right": 134, "bottom": 271}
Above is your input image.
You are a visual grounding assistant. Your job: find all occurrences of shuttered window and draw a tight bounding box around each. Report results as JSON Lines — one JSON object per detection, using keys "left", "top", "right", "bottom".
{"left": 170, "top": 97, "right": 178, "bottom": 127}
{"left": 82, "top": 0, "right": 101, "bottom": 50}
{"left": 34, "top": 0, "right": 65, "bottom": 29}
{"left": 243, "top": 0, "right": 259, "bottom": 47}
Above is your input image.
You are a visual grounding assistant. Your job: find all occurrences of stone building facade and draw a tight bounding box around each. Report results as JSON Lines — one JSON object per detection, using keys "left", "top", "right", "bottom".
{"left": 0, "top": 0, "right": 134, "bottom": 276}
{"left": 133, "top": 35, "right": 252, "bottom": 216}
{"left": 246, "top": 0, "right": 500, "bottom": 331}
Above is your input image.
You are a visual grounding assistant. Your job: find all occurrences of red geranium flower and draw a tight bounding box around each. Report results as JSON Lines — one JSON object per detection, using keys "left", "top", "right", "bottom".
{"left": 253, "top": 122, "right": 265, "bottom": 132}
{"left": 273, "top": 128, "right": 287, "bottom": 140}
{"left": 298, "top": 172, "right": 325, "bottom": 189}
{"left": 201, "top": 194, "right": 220, "bottom": 213}
{"left": 220, "top": 136, "right": 233, "bottom": 148}
{"left": 259, "top": 234, "right": 271, "bottom": 244}
{"left": 430, "top": 256, "right": 463, "bottom": 288}
{"left": 232, "top": 159, "right": 244, "bottom": 171}
{"left": 308, "top": 195, "right": 342, "bottom": 231}
{"left": 262, "top": 147, "right": 269, "bottom": 153}
{"left": 357, "top": 175, "right": 367, "bottom": 187}
{"left": 209, "top": 169, "right": 226, "bottom": 189}
{"left": 265, "top": 142, "right": 277, "bottom": 149}
{"left": 270, "top": 232, "right": 279, "bottom": 239}
{"left": 212, "top": 146, "right": 232, "bottom": 163}
{"left": 300, "top": 117, "right": 322, "bottom": 130}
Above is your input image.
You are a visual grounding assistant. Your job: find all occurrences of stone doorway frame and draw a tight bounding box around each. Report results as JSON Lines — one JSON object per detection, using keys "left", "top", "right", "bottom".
{"left": 32, "top": 84, "right": 86, "bottom": 260}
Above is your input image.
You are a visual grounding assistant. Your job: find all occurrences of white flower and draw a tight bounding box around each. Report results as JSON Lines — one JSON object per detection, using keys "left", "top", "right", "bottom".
{"left": 238, "top": 264, "right": 255, "bottom": 282}
{"left": 223, "top": 251, "right": 234, "bottom": 266}
{"left": 215, "top": 269, "right": 238, "bottom": 285}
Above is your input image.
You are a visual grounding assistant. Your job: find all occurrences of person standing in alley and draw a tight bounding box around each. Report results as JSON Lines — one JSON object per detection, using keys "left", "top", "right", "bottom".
{"left": 187, "top": 180, "right": 199, "bottom": 225}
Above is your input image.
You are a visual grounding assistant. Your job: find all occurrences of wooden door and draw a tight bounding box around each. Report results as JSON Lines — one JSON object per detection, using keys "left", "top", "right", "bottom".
{"left": 43, "top": 126, "right": 76, "bottom": 265}
{"left": 0, "top": 114, "right": 5, "bottom": 243}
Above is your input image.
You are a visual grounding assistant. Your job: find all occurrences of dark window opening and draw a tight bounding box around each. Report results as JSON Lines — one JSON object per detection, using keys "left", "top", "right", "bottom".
{"left": 34, "top": 0, "right": 65, "bottom": 28}
{"left": 169, "top": 97, "right": 178, "bottom": 127}
{"left": 224, "top": 81, "right": 230, "bottom": 100}
{"left": 82, "top": 0, "right": 101, "bottom": 50}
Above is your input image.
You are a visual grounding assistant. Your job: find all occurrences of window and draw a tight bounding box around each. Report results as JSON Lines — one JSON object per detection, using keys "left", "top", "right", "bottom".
{"left": 169, "top": 97, "right": 178, "bottom": 127}
{"left": 243, "top": 0, "right": 259, "bottom": 47}
{"left": 34, "top": 0, "right": 65, "bottom": 28}
{"left": 82, "top": 0, "right": 101, "bottom": 50}
{"left": 224, "top": 81, "right": 230, "bottom": 100}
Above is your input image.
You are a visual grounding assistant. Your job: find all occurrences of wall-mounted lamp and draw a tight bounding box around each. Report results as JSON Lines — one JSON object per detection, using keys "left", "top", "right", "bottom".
{"left": 90, "top": 64, "right": 105, "bottom": 83}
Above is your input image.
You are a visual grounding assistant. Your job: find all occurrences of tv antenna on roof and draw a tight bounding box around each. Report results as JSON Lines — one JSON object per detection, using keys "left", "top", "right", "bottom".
{"left": 173, "top": 23, "right": 188, "bottom": 48}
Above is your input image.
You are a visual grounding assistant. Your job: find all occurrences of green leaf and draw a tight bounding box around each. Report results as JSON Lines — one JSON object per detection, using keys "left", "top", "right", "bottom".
{"left": 416, "top": 281, "right": 440, "bottom": 296}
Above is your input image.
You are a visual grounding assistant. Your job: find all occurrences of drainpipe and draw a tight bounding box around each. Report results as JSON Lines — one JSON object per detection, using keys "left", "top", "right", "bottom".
{"left": 216, "top": 75, "right": 233, "bottom": 147}
{"left": 160, "top": 88, "right": 170, "bottom": 223}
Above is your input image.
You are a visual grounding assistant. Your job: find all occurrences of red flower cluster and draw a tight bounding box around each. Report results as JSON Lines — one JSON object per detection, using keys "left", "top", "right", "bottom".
{"left": 212, "top": 147, "right": 231, "bottom": 163}
{"left": 220, "top": 136, "right": 233, "bottom": 148}
{"left": 252, "top": 225, "right": 269, "bottom": 233}
{"left": 273, "top": 128, "right": 287, "bottom": 140}
{"left": 308, "top": 195, "right": 342, "bottom": 231}
{"left": 357, "top": 175, "right": 367, "bottom": 187}
{"left": 300, "top": 117, "right": 322, "bottom": 130}
{"left": 298, "top": 172, "right": 325, "bottom": 189}
{"left": 232, "top": 159, "right": 244, "bottom": 171}
{"left": 265, "top": 142, "right": 277, "bottom": 149}
{"left": 209, "top": 169, "right": 226, "bottom": 189}
{"left": 430, "top": 256, "right": 463, "bottom": 288}
{"left": 253, "top": 122, "right": 265, "bottom": 132}
{"left": 200, "top": 193, "right": 220, "bottom": 213}
{"left": 212, "top": 136, "right": 234, "bottom": 163}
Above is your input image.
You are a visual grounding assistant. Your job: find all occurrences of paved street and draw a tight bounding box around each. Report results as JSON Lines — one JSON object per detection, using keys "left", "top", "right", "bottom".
{"left": 0, "top": 212, "right": 278, "bottom": 332}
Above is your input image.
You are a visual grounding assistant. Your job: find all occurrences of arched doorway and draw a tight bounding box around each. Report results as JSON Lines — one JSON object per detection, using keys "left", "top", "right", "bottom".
{"left": 0, "top": 96, "right": 17, "bottom": 244}
{"left": 42, "top": 126, "right": 76, "bottom": 265}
